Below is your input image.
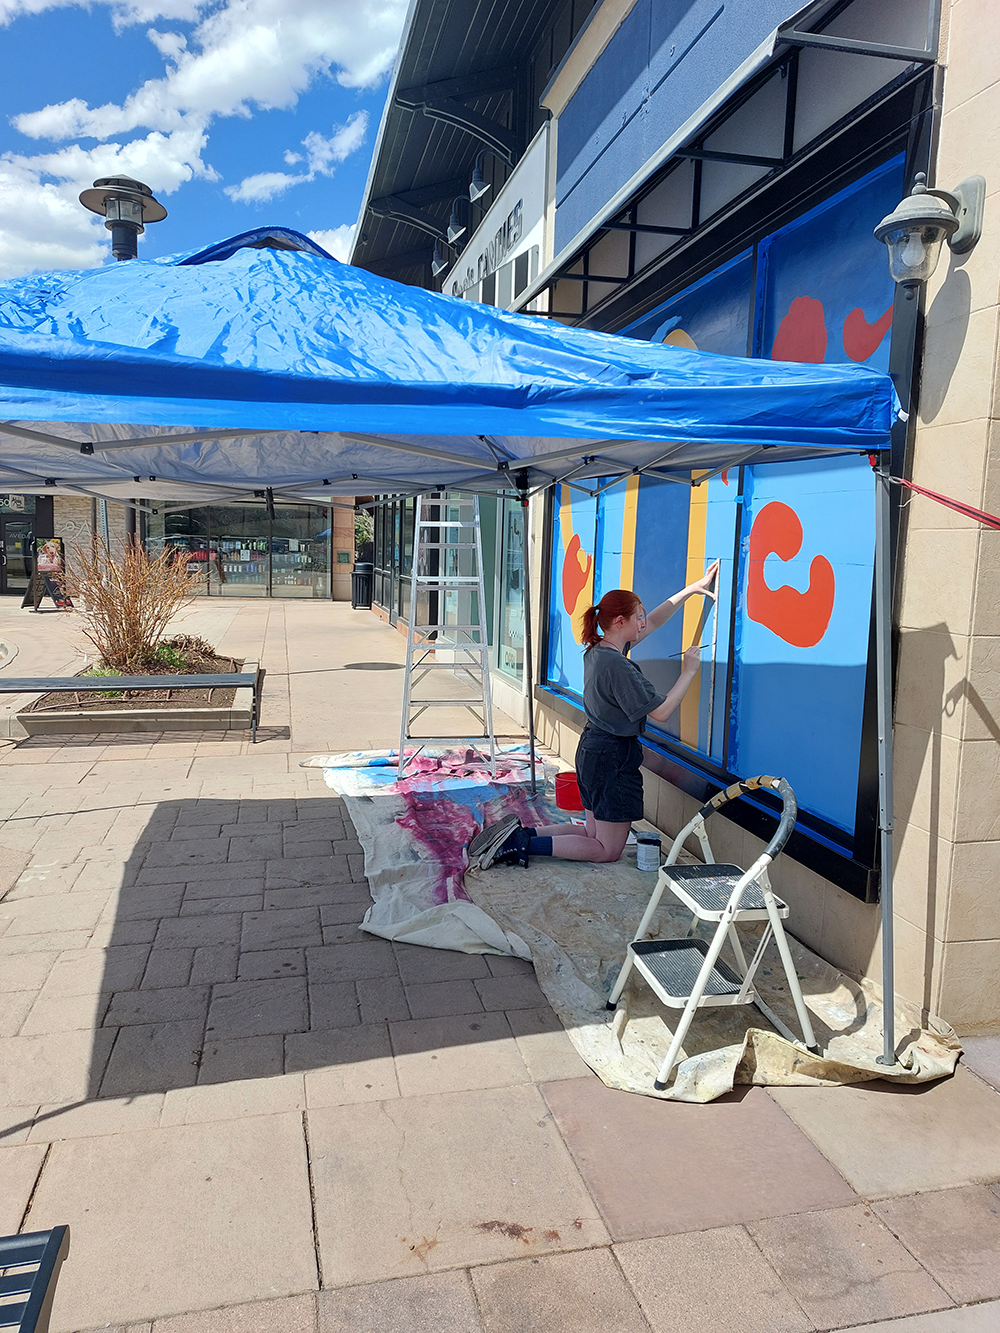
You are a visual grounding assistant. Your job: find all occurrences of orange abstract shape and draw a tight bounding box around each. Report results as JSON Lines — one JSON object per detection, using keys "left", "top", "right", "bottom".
{"left": 842, "top": 304, "right": 893, "bottom": 362}
{"left": 771, "top": 295, "right": 827, "bottom": 363}
{"left": 562, "top": 532, "right": 593, "bottom": 617}
{"left": 663, "top": 328, "right": 697, "bottom": 349}
{"left": 746, "top": 501, "right": 835, "bottom": 648}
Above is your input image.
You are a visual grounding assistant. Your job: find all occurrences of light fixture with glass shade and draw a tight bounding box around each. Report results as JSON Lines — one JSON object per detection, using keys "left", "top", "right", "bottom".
{"left": 469, "top": 151, "right": 492, "bottom": 203}
{"left": 447, "top": 196, "right": 469, "bottom": 245}
{"left": 431, "top": 240, "right": 450, "bottom": 278}
{"left": 79, "top": 177, "right": 167, "bottom": 261}
{"left": 874, "top": 172, "right": 985, "bottom": 294}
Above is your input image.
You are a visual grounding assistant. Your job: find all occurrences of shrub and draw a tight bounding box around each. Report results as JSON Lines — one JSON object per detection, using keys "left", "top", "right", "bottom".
{"left": 62, "top": 535, "right": 203, "bottom": 673}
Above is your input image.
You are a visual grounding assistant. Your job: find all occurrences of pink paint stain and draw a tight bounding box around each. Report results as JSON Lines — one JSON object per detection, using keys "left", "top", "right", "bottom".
{"left": 397, "top": 790, "right": 479, "bottom": 905}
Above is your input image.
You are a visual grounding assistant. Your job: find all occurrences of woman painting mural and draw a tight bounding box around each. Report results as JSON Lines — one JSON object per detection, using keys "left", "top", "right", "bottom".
{"left": 469, "top": 563, "right": 719, "bottom": 869}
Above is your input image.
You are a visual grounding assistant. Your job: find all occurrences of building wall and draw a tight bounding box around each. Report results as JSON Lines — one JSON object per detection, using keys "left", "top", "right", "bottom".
{"left": 52, "top": 497, "right": 129, "bottom": 556}
{"left": 331, "top": 503, "right": 356, "bottom": 601}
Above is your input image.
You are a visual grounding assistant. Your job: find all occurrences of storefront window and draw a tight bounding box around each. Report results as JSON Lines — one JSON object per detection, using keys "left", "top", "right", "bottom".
{"left": 212, "top": 506, "right": 270, "bottom": 596}
{"left": 270, "top": 506, "right": 331, "bottom": 598}
{"left": 496, "top": 498, "right": 524, "bottom": 680}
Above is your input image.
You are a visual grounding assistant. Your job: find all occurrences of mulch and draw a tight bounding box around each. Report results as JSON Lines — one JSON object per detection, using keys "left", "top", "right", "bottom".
{"left": 23, "top": 654, "right": 244, "bottom": 713}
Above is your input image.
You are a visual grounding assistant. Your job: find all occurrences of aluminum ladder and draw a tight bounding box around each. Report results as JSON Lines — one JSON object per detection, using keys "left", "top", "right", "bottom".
{"left": 397, "top": 492, "right": 497, "bottom": 779}
{"left": 607, "top": 775, "right": 819, "bottom": 1090}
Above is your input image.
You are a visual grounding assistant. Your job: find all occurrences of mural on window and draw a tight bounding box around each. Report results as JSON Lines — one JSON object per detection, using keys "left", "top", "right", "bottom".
{"left": 545, "top": 157, "right": 902, "bottom": 854}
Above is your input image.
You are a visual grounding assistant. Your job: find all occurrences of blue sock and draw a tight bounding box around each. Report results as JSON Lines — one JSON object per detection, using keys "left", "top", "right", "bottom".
{"left": 528, "top": 836, "right": 553, "bottom": 857}
{"left": 523, "top": 826, "right": 537, "bottom": 838}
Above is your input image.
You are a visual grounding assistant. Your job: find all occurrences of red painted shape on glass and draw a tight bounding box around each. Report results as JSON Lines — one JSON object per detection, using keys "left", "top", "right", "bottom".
{"left": 842, "top": 304, "right": 893, "bottom": 362}
{"left": 746, "top": 501, "right": 835, "bottom": 648}
{"left": 771, "top": 295, "right": 827, "bottom": 362}
{"left": 561, "top": 532, "right": 593, "bottom": 614}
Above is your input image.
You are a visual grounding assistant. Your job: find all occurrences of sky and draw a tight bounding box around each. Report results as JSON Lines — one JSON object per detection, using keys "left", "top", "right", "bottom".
{"left": 0, "top": 0, "right": 409, "bottom": 278}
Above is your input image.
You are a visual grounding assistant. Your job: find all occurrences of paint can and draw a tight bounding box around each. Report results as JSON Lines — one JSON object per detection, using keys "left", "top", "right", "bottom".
{"left": 636, "top": 834, "right": 661, "bottom": 872}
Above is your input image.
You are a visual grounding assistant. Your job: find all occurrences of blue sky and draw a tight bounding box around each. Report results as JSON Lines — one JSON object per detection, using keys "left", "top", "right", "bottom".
{"left": 0, "top": 0, "right": 408, "bottom": 277}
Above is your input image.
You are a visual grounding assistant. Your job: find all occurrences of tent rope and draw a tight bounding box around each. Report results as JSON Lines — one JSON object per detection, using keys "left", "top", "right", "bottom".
{"left": 868, "top": 454, "right": 1000, "bottom": 529}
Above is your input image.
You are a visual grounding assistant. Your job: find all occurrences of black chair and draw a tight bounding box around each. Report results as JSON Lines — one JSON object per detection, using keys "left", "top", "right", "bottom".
{"left": 0, "top": 1228, "right": 69, "bottom": 1333}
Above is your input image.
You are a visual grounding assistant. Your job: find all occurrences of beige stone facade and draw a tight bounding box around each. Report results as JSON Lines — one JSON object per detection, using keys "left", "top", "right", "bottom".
{"left": 532, "top": 0, "right": 1000, "bottom": 1032}
{"left": 51, "top": 495, "right": 129, "bottom": 557}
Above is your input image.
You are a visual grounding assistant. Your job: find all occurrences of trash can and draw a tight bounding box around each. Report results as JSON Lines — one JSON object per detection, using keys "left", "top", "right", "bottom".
{"left": 351, "top": 561, "right": 373, "bottom": 609}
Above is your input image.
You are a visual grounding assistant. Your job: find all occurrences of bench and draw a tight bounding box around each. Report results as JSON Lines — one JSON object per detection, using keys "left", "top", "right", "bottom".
{"left": 0, "top": 667, "right": 265, "bottom": 741}
{"left": 0, "top": 1227, "right": 69, "bottom": 1333}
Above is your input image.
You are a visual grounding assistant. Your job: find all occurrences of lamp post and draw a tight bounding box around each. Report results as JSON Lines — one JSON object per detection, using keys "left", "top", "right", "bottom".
{"left": 79, "top": 177, "right": 167, "bottom": 261}
{"left": 870, "top": 169, "right": 985, "bottom": 1067}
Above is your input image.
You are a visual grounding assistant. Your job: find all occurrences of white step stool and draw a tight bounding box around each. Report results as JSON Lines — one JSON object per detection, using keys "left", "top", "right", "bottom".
{"left": 607, "top": 775, "right": 819, "bottom": 1090}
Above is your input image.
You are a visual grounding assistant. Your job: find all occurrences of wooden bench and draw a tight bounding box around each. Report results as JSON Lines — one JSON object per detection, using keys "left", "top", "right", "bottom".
{"left": 0, "top": 1226, "right": 69, "bottom": 1333}
{"left": 0, "top": 667, "right": 265, "bottom": 741}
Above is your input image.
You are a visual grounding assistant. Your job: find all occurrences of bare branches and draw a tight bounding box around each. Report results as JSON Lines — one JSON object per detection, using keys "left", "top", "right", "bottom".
{"left": 63, "top": 536, "right": 203, "bottom": 672}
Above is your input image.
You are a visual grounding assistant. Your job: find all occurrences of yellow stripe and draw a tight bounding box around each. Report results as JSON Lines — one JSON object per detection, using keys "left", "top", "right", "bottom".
{"left": 679, "top": 471, "right": 709, "bottom": 747}
{"left": 619, "top": 473, "right": 640, "bottom": 590}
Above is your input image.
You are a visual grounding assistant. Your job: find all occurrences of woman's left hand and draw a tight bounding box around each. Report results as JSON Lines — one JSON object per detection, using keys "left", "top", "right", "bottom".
{"left": 690, "top": 559, "right": 720, "bottom": 599}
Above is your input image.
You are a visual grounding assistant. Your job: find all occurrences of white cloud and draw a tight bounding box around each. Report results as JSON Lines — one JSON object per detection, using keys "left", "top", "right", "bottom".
{"left": 0, "top": 0, "right": 202, "bottom": 28}
{"left": 226, "top": 111, "right": 368, "bottom": 205}
{"left": 308, "top": 223, "right": 354, "bottom": 261}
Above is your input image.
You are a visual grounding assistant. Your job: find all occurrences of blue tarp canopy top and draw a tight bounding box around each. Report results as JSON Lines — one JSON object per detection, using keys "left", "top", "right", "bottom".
{"left": 0, "top": 228, "right": 896, "bottom": 504}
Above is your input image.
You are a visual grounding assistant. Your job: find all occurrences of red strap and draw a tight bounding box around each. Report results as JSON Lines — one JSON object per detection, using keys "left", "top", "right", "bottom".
{"left": 895, "top": 477, "right": 1000, "bottom": 530}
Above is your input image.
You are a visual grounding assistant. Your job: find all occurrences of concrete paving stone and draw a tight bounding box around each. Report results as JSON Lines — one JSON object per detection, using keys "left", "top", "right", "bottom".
{"left": 0, "top": 761, "right": 94, "bottom": 787}
{"left": 0, "top": 950, "right": 57, "bottom": 991}
{"left": 282, "top": 839, "right": 337, "bottom": 860}
{"left": 318, "top": 921, "right": 367, "bottom": 947}
{"left": 768, "top": 1069, "right": 1000, "bottom": 1197}
{"left": 113, "top": 885, "right": 186, "bottom": 920}
{"left": 472, "top": 1247, "right": 650, "bottom": 1333}
{"left": 170, "top": 824, "right": 224, "bottom": 841}
{"left": 541, "top": 1079, "right": 857, "bottom": 1242}
{"left": 26, "top": 1111, "right": 317, "bottom": 1332}
{"left": 393, "top": 943, "right": 490, "bottom": 985}
{"left": 837, "top": 1301, "right": 1000, "bottom": 1330}
{"left": 505, "top": 1008, "right": 595, "bottom": 1084}
{"left": 189, "top": 945, "right": 240, "bottom": 985}
{"left": 20, "top": 990, "right": 110, "bottom": 1036}
{"left": 320, "top": 902, "right": 368, "bottom": 929}
{"left": 42, "top": 945, "right": 151, "bottom": 997}
{"left": 155, "top": 913, "right": 244, "bottom": 949}
{"left": 347, "top": 853, "right": 365, "bottom": 879}
{"left": 29, "top": 1093, "right": 163, "bottom": 1143}
{"left": 473, "top": 975, "right": 548, "bottom": 1011}
{"left": 106, "top": 985, "right": 209, "bottom": 1027}
{"left": 309, "top": 1082, "right": 608, "bottom": 1287}
{"left": 242, "top": 908, "right": 323, "bottom": 952}
{"left": 137, "top": 860, "right": 263, "bottom": 888}
{"left": 152, "top": 1293, "right": 316, "bottom": 1333}
{"left": 72, "top": 860, "right": 133, "bottom": 893}
{"left": 356, "top": 976, "right": 410, "bottom": 1023}
{"left": 874, "top": 1185, "right": 1000, "bottom": 1304}
{"left": 0, "top": 1142, "right": 47, "bottom": 1232}
{"left": 748, "top": 1204, "right": 952, "bottom": 1330}
{"left": 87, "top": 917, "right": 158, "bottom": 947}
{"left": 176, "top": 805, "right": 240, "bottom": 827}
{"left": 308, "top": 981, "right": 361, "bottom": 1029}
{"left": 2, "top": 890, "right": 109, "bottom": 935}
{"left": 197, "top": 1034, "right": 284, "bottom": 1085}
{"left": 100, "top": 1020, "right": 204, "bottom": 1097}
{"left": 306, "top": 941, "right": 398, "bottom": 983}
{"left": 238, "top": 948, "right": 305, "bottom": 979}
{"left": 389, "top": 1012, "right": 530, "bottom": 1097}
{"left": 226, "top": 835, "right": 285, "bottom": 862}
{"left": 182, "top": 877, "right": 264, "bottom": 901}
{"left": 161, "top": 1073, "right": 305, "bottom": 1127}
{"left": 85, "top": 760, "right": 193, "bottom": 786}
{"left": 0, "top": 989, "right": 33, "bottom": 1035}
{"left": 205, "top": 978, "right": 309, "bottom": 1040}
{"left": 142, "top": 840, "right": 230, "bottom": 870}
{"left": 301, "top": 1026, "right": 400, "bottom": 1106}
{"left": 179, "top": 894, "right": 264, "bottom": 916}
{"left": 142, "top": 949, "right": 194, "bottom": 989}
{"left": 962, "top": 1035, "right": 1000, "bottom": 1093}
{"left": 404, "top": 980, "right": 484, "bottom": 1020}
{"left": 264, "top": 881, "right": 370, "bottom": 911}
{"left": 316, "top": 1271, "right": 479, "bottom": 1333}
{"left": 615, "top": 1226, "right": 812, "bottom": 1333}
{"left": 264, "top": 857, "right": 353, "bottom": 889}
{"left": 0, "top": 1106, "right": 41, "bottom": 1146}
{"left": 484, "top": 953, "right": 535, "bottom": 977}
{"left": 7, "top": 859, "right": 84, "bottom": 897}
{"left": 0, "top": 1028, "right": 115, "bottom": 1105}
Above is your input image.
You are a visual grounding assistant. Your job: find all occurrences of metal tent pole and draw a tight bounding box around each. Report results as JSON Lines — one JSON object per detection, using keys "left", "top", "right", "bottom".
{"left": 517, "top": 472, "right": 537, "bottom": 796}
{"left": 874, "top": 458, "right": 896, "bottom": 1067}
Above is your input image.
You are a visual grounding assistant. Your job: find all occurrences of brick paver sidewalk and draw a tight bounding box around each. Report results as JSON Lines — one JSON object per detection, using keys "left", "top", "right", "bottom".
{"left": 2, "top": 600, "right": 1000, "bottom": 1333}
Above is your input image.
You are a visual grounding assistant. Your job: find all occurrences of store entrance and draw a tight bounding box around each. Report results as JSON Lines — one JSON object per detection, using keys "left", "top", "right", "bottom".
{"left": 0, "top": 514, "right": 34, "bottom": 596}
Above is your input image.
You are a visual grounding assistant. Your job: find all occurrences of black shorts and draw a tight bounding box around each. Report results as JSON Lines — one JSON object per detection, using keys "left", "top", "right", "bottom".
{"left": 575, "top": 726, "right": 643, "bottom": 824}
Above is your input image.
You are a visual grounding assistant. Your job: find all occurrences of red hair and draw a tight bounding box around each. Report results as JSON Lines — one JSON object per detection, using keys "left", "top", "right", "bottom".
{"left": 581, "top": 589, "right": 642, "bottom": 648}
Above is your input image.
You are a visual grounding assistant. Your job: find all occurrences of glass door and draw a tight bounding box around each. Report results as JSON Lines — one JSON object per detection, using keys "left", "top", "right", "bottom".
{"left": 0, "top": 516, "right": 34, "bottom": 595}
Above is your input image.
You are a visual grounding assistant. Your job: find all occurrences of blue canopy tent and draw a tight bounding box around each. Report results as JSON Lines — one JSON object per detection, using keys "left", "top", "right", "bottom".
{"left": 0, "top": 228, "right": 901, "bottom": 1063}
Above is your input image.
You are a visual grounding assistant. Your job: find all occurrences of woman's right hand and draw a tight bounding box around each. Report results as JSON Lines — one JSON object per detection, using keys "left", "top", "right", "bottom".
{"left": 682, "top": 645, "right": 701, "bottom": 674}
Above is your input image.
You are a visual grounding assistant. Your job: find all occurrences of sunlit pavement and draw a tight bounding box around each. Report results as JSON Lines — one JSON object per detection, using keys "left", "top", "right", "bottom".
{"left": 2, "top": 599, "right": 1000, "bottom": 1333}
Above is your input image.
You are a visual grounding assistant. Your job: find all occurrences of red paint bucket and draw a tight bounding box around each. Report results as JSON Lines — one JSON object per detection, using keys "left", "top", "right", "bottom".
{"left": 554, "top": 771, "right": 584, "bottom": 811}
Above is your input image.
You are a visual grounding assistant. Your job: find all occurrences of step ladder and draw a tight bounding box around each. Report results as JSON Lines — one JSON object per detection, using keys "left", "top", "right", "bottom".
{"left": 607, "top": 775, "right": 819, "bottom": 1090}
{"left": 398, "top": 492, "right": 497, "bottom": 779}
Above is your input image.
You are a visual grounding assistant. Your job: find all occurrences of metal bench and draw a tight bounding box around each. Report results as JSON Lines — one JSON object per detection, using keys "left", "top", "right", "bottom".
{"left": 0, "top": 1227, "right": 69, "bottom": 1333}
{"left": 0, "top": 667, "right": 265, "bottom": 741}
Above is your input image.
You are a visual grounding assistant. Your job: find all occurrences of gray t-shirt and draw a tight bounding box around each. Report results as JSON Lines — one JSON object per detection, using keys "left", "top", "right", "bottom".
{"left": 583, "top": 643, "right": 666, "bottom": 737}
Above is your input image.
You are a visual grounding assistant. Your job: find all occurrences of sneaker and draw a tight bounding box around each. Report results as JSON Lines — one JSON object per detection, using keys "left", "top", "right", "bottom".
{"left": 468, "top": 815, "right": 521, "bottom": 868}
{"left": 481, "top": 826, "right": 531, "bottom": 869}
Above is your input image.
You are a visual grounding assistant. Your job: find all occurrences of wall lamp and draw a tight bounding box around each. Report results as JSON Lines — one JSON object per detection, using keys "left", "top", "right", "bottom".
{"left": 875, "top": 172, "right": 986, "bottom": 294}
{"left": 447, "top": 196, "right": 470, "bottom": 245}
{"left": 79, "top": 176, "right": 166, "bottom": 261}
{"left": 431, "top": 239, "right": 451, "bottom": 278}
{"left": 470, "top": 151, "right": 491, "bottom": 203}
